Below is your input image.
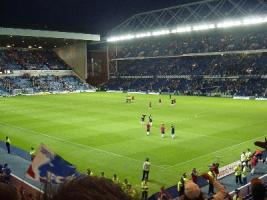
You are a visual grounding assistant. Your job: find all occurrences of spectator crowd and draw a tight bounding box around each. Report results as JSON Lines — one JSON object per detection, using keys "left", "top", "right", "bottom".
{"left": 105, "top": 26, "right": 267, "bottom": 97}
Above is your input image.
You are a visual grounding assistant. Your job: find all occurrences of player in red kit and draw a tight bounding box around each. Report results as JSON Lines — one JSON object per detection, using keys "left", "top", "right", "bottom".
{"left": 160, "top": 124, "right": 165, "bottom": 138}
{"left": 146, "top": 122, "right": 151, "bottom": 136}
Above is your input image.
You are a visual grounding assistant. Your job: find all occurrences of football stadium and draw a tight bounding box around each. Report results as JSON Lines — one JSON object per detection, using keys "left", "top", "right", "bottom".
{"left": 1, "top": 0, "right": 267, "bottom": 200}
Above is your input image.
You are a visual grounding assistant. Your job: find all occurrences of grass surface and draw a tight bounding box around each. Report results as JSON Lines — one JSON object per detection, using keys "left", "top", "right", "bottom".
{"left": 0, "top": 92, "right": 267, "bottom": 193}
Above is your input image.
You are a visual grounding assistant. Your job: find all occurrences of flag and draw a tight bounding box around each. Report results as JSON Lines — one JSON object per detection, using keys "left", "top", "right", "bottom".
{"left": 26, "top": 144, "right": 77, "bottom": 184}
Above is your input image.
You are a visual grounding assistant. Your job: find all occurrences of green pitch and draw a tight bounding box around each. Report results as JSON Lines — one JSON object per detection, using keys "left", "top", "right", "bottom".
{"left": 0, "top": 93, "right": 267, "bottom": 194}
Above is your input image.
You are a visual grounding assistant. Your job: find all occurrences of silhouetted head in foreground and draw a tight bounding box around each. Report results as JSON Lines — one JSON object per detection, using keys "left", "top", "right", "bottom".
{"left": 0, "top": 182, "right": 19, "bottom": 200}
{"left": 49, "top": 176, "right": 135, "bottom": 200}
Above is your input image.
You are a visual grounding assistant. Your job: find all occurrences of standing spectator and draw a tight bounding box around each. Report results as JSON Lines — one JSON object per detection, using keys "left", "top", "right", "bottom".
{"left": 208, "top": 167, "right": 215, "bottom": 195}
{"left": 171, "top": 125, "right": 175, "bottom": 139}
{"left": 254, "top": 149, "right": 263, "bottom": 161}
{"left": 234, "top": 164, "right": 243, "bottom": 185}
{"left": 29, "top": 147, "right": 35, "bottom": 161}
{"left": 100, "top": 172, "right": 105, "bottom": 178}
{"left": 240, "top": 152, "right": 246, "bottom": 165}
{"left": 125, "top": 184, "right": 137, "bottom": 199}
{"left": 112, "top": 174, "right": 119, "bottom": 184}
{"left": 191, "top": 168, "right": 198, "bottom": 184}
{"left": 250, "top": 155, "right": 258, "bottom": 175}
{"left": 142, "top": 158, "right": 151, "bottom": 181}
{"left": 177, "top": 177, "right": 185, "bottom": 197}
{"left": 202, "top": 173, "right": 227, "bottom": 200}
{"left": 87, "top": 169, "right": 93, "bottom": 176}
{"left": 5, "top": 136, "right": 11, "bottom": 154}
{"left": 212, "top": 163, "right": 220, "bottom": 180}
{"left": 245, "top": 148, "right": 252, "bottom": 169}
{"left": 122, "top": 178, "right": 129, "bottom": 191}
{"left": 242, "top": 164, "right": 249, "bottom": 185}
{"left": 160, "top": 124, "right": 165, "bottom": 138}
{"left": 141, "top": 178, "right": 149, "bottom": 200}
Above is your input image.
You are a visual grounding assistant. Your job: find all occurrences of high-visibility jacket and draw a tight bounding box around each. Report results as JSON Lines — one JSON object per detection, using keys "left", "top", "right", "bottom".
{"left": 208, "top": 170, "right": 215, "bottom": 180}
{"left": 245, "top": 151, "right": 252, "bottom": 161}
{"left": 233, "top": 194, "right": 242, "bottom": 200}
{"left": 240, "top": 153, "right": 246, "bottom": 162}
{"left": 242, "top": 166, "right": 248, "bottom": 178}
{"left": 141, "top": 181, "right": 149, "bottom": 191}
{"left": 177, "top": 180, "right": 184, "bottom": 192}
{"left": 234, "top": 166, "right": 242, "bottom": 176}
{"left": 112, "top": 177, "right": 120, "bottom": 184}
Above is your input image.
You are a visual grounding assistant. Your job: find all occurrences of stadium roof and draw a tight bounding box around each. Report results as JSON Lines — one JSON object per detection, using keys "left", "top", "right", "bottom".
{"left": 0, "top": 27, "right": 100, "bottom": 48}
{"left": 109, "top": 0, "right": 267, "bottom": 35}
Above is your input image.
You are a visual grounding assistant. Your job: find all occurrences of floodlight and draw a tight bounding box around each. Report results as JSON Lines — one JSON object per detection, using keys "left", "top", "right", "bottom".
{"left": 171, "top": 26, "right": 192, "bottom": 33}
{"left": 193, "top": 24, "right": 215, "bottom": 31}
{"left": 243, "top": 17, "right": 267, "bottom": 25}
{"left": 217, "top": 20, "right": 242, "bottom": 28}
{"left": 152, "top": 29, "right": 170, "bottom": 36}
{"left": 177, "top": 26, "right": 192, "bottom": 33}
{"left": 135, "top": 32, "right": 151, "bottom": 38}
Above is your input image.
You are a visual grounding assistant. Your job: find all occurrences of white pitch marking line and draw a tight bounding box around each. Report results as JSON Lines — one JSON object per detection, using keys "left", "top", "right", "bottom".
{"left": 0, "top": 122, "right": 166, "bottom": 169}
{"left": 165, "top": 134, "right": 266, "bottom": 169}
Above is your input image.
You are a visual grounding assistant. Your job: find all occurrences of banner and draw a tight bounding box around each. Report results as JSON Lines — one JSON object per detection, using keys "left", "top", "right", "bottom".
{"left": 217, "top": 160, "right": 240, "bottom": 180}
{"left": 26, "top": 144, "right": 77, "bottom": 184}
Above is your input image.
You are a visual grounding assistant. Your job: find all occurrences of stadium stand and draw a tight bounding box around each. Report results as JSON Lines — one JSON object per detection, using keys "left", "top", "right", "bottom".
{"left": 104, "top": 26, "right": 267, "bottom": 97}
{"left": 0, "top": 49, "right": 95, "bottom": 96}
{"left": 110, "top": 26, "right": 267, "bottom": 59}
{"left": 0, "top": 49, "right": 70, "bottom": 71}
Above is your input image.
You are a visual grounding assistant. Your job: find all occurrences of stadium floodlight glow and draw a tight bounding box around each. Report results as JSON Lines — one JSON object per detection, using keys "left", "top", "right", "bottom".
{"left": 107, "top": 36, "right": 120, "bottom": 42}
{"left": 152, "top": 29, "right": 170, "bottom": 36}
{"left": 135, "top": 32, "right": 151, "bottom": 38}
{"left": 171, "top": 26, "right": 192, "bottom": 33}
{"left": 243, "top": 17, "right": 267, "bottom": 25}
{"left": 119, "top": 34, "right": 135, "bottom": 40}
{"left": 217, "top": 20, "right": 242, "bottom": 28}
{"left": 193, "top": 24, "right": 215, "bottom": 31}
{"left": 107, "top": 34, "right": 135, "bottom": 42}
{"left": 107, "top": 15, "right": 267, "bottom": 42}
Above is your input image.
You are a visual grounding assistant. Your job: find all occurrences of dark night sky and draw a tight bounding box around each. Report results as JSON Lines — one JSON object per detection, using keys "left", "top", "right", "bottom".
{"left": 0, "top": 0, "right": 198, "bottom": 36}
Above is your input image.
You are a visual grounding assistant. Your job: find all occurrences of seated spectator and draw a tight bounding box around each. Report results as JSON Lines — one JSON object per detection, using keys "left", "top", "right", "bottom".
{"left": 48, "top": 175, "right": 135, "bottom": 200}
{"left": 250, "top": 178, "right": 267, "bottom": 200}
{"left": 157, "top": 186, "right": 172, "bottom": 200}
{"left": 179, "top": 173, "right": 227, "bottom": 200}
{"left": 0, "top": 182, "right": 20, "bottom": 200}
